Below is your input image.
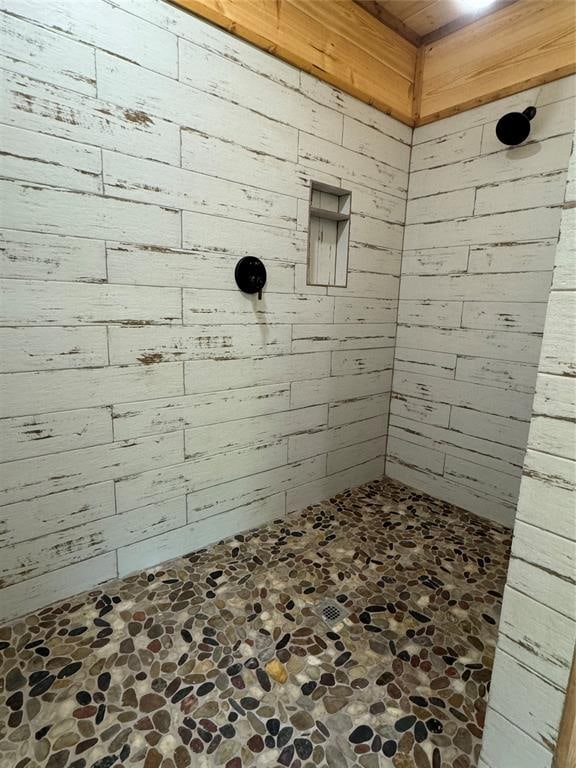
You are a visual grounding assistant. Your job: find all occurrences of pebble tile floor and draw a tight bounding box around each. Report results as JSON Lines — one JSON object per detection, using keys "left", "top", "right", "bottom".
{"left": 0, "top": 479, "right": 512, "bottom": 768}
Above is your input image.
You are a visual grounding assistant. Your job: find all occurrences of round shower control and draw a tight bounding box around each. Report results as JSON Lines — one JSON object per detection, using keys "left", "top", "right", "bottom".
{"left": 235, "top": 256, "right": 267, "bottom": 300}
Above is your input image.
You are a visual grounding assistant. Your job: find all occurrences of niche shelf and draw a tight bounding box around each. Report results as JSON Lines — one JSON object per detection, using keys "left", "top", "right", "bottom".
{"left": 307, "top": 181, "right": 351, "bottom": 287}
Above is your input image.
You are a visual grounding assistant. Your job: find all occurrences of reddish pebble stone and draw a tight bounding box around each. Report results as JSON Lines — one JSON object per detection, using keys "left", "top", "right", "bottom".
{"left": 180, "top": 694, "right": 197, "bottom": 714}
{"left": 199, "top": 718, "right": 217, "bottom": 733}
{"left": 420, "top": 661, "right": 432, "bottom": 672}
{"left": 76, "top": 738, "right": 98, "bottom": 754}
{"left": 135, "top": 717, "right": 154, "bottom": 730}
{"left": 446, "top": 667, "right": 457, "bottom": 677}
{"left": 73, "top": 706, "right": 97, "bottom": 719}
{"left": 225, "top": 759, "right": 242, "bottom": 768}
{"left": 247, "top": 734, "right": 264, "bottom": 753}
{"left": 133, "top": 612, "right": 146, "bottom": 621}
{"left": 231, "top": 675, "right": 245, "bottom": 690}
{"left": 190, "top": 738, "right": 204, "bottom": 753}
{"left": 354, "top": 744, "right": 370, "bottom": 754}
{"left": 147, "top": 639, "right": 161, "bottom": 653}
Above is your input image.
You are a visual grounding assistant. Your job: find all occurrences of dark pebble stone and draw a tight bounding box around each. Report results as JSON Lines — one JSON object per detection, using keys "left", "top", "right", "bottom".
{"left": 366, "top": 625, "right": 382, "bottom": 633}
{"left": 69, "top": 761, "right": 86, "bottom": 768}
{"left": 414, "top": 720, "right": 428, "bottom": 743}
{"left": 278, "top": 745, "right": 294, "bottom": 766}
{"left": 95, "top": 704, "right": 106, "bottom": 725}
{"left": 228, "top": 712, "right": 238, "bottom": 722}
{"left": 76, "top": 691, "right": 91, "bottom": 706}
{"left": 226, "top": 663, "right": 242, "bottom": 677}
{"left": 395, "top": 715, "right": 417, "bottom": 732}
{"left": 277, "top": 726, "right": 293, "bottom": 748}
{"left": 335, "top": 651, "right": 351, "bottom": 666}
{"left": 256, "top": 668, "right": 271, "bottom": 692}
{"left": 426, "top": 718, "right": 443, "bottom": 734}
{"left": 35, "top": 647, "right": 49, "bottom": 657}
{"left": 376, "top": 672, "right": 394, "bottom": 686}
{"left": 245, "top": 657, "right": 259, "bottom": 670}
{"left": 295, "top": 738, "right": 313, "bottom": 760}
{"left": 366, "top": 605, "right": 386, "bottom": 612}
{"left": 397, "top": 650, "right": 410, "bottom": 662}
{"left": 197, "top": 682, "right": 215, "bottom": 697}
{"left": 320, "top": 673, "right": 335, "bottom": 687}
{"left": 8, "top": 710, "right": 22, "bottom": 728}
{"left": 69, "top": 627, "right": 88, "bottom": 636}
{"left": 90, "top": 757, "right": 117, "bottom": 768}
{"left": 6, "top": 691, "right": 23, "bottom": 711}
{"left": 382, "top": 740, "right": 397, "bottom": 757}
{"left": 410, "top": 610, "right": 431, "bottom": 623}
{"left": 181, "top": 629, "right": 193, "bottom": 643}
{"left": 276, "top": 634, "right": 291, "bottom": 650}
{"left": 198, "top": 728, "right": 212, "bottom": 743}
{"left": 0, "top": 641, "right": 10, "bottom": 650}
{"left": 433, "top": 747, "right": 442, "bottom": 768}
{"left": 410, "top": 696, "right": 428, "bottom": 707}
{"left": 349, "top": 725, "right": 373, "bottom": 744}
{"left": 25, "top": 640, "right": 43, "bottom": 649}
{"left": 58, "top": 662, "right": 82, "bottom": 679}
{"left": 220, "top": 724, "right": 235, "bottom": 739}
{"left": 97, "top": 673, "right": 111, "bottom": 691}
{"left": 172, "top": 685, "right": 194, "bottom": 704}
{"left": 120, "top": 745, "right": 130, "bottom": 761}
{"left": 372, "top": 734, "right": 382, "bottom": 752}
{"left": 266, "top": 718, "right": 280, "bottom": 736}
{"left": 429, "top": 697, "right": 446, "bottom": 708}
{"left": 240, "top": 696, "right": 259, "bottom": 710}
{"left": 30, "top": 675, "right": 55, "bottom": 697}
{"left": 35, "top": 725, "right": 51, "bottom": 740}
{"left": 301, "top": 681, "right": 316, "bottom": 696}
{"left": 359, "top": 612, "right": 371, "bottom": 624}
{"left": 265, "top": 735, "right": 275, "bottom": 749}
{"left": 482, "top": 613, "right": 496, "bottom": 625}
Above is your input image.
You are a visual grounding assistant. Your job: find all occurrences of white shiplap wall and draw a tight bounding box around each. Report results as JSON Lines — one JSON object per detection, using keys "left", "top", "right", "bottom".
{"left": 387, "top": 77, "right": 576, "bottom": 527}
{"left": 0, "top": 0, "right": 410, "bottom": 622}
{"left": 480, "top": 126, "right": 576, "bottom": 768}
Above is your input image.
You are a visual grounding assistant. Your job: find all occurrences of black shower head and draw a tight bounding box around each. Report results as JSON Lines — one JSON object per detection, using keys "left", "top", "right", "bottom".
{"left": 495, "top": 107, "right": 537, "bottom": 146}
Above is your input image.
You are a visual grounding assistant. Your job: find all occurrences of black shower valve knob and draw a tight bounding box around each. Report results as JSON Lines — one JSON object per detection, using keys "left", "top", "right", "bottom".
{"left": 235, "top": 256, "right": 267, "bottom": 300}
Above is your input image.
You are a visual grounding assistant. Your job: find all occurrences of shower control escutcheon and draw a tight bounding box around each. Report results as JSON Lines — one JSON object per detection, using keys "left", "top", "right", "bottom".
{"left": 235, "top": 256, "right": 267, "bottom": 300}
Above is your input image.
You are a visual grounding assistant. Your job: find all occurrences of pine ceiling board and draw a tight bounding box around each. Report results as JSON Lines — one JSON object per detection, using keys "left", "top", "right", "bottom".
{"left": 170, "top": 0, "right": 417, "bottom": 124}
{"left": 419, "top": 0, "right": 576, "bottom": 123}
{"left": 399, "top": 0, "right": 464, "bottom": 36}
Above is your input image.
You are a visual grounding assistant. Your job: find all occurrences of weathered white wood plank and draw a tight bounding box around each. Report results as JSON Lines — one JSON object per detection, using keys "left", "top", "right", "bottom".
{"left": 450, "top": 405, "right": 530, "bottom": 449}
{"left": 0, "top": 363, "right": 183, "bottom": 418}
{"left": 0, "top": 481, "right": 115, "bottom": 548}
{"left": 455, "top": 356, "right": 538, "bottom": 394}
{"left": 475, "top": 171, "right": 567, "bottom": 215}
{"left": 1, "top": 71, "right": 180, "bottom": 165}
{"left": 342, "top": 117, "right": 410, "bottom": 172}
{"left": 333, "top": 297, "right": 397, "bottom": 324}
{"left": 0, "top": 431, "right": 183, "bottom": 505}
{"left": 118, "top": 493, "right": 284, "bottom": 578}
{"left": 299, "top": 132, "right": 407, "bottom": 198}
{"left": 405, "top": 188, "right": 475, "bottom": 225}
{"left": 187, "top": 456, "right": 325, "bottom": 523}
{"left": 518, "top": 450, "right": 576, "bottom": 540}
{"left": 187, "top": 405, "right": 327, "bottom": 460}
{"left": 329, "top": 270, "right": 400, "bottom": 300}
{"left": 532, "top": 372, "right": 576, "bottom": 421}
{"left": 538, "top": 291, "right": 576, "bottom": 376}
{"left": 396, "top": 325, "right": 543, "bottom": 364}
{"left": 400, "top": 270, "right": 551, "bottom": 302}
{"left": 0, "top": 495, "right": 186, "bottom": 587}
{"left": 97, "top": 52, "right": 297, "bottom": 160}
{"left": 113, "top": 383, "right": 291, "bottom": 440}
{"left": 116, "top": 440, "right": 288, "bottom": 513}
{"left": 291, "top": 372, "right": 391, "bottom": 409}
{"left": 386, "top": 436, "right": 445, "bottom": 475}
{"left": 3, "top": 0, "right": 178, "bottom": 77}
{"left": 444, "top": 455, "right": 521, "bottom": 503}
{"left": 286, "top": 457, "right": 384, "bottom": 513}
{"left": 288, "top": 416, "right": 386, "bottom": 462}
{"left": 0, "top": 279, "right": 181, "bottom": 326}
{"left": 182, "top": 289, "right": 333, "bottom": 326}
{"left": 348, "top": 182, "right": 406, "bottom": 225}
{"left": 528, "top": 414, "right": 575, "bottom": 462}
{"left": 331, "top": 348, "right": 394, "bottom": 376}
{"left": 0, "top": 124, "right": 102, "bottom": 193}
{"left": 103, "top": 151, "right": 296, "bottom": 231}
{"left": 508, "top": 521, "right": 576, "bottom": 620}
{"left": 182, "top": 211, "right": 307, "bottom": 265}
{"left": 497, "top": 586, "right": 575, "bottom": 689}
{"left": 179, "top": 39, "right": 341, "bottom": 143}
{"left": 397, "top": 300, "right": 462, "bottom": 327}
{"left": 292, "top": 324, "right": 396, "bottom": 353}
{"left": 0, "top": 11, "right": 96, "bottom": 95}
{"left": 327, "top": 437, "right": 385, "bottom": 475}
{"left": 184, "top": 352, "right": 330, "bottom": 395}
{"left": 0, "top": 326, "right": 108, "bottom": 373}
{"left": 0, "top": 406, "right": 112, "bottom": 462}
{"left": 401, "top": 246, "right": 469, "bottom": 275}
{"left": 0, "top": 551, "right": 117, "bottom": 624}
{"left": 410, "top": 127, "right": 483, "bottom": 172}
{"left": 350, "top": 217, "right": 404, "bottom": 252}
{"left": 462, "top": 301, "right": 547, "bottom": 334}
{"left": 394, "top": 348, "right": 456, "bottom": 380}
{"left": 0, "top": 180, "right": 181, "bottom": 246}
{"left": 552, "top": 206, "right": 576, "bottom": 290}
{"left": 481, "top": 708, "right": 554, "bottom": 768}
{"left": 0, "top": 229, "right": 106, "bottom": 283}
{"left": 467, "top": 240, "right": 556, "bottom": 274}
{"left": 390, "top": 393, "right": 451, "bottom": 427}
{"left": 109, "top": 325, "right": 292, "bottom": 365}
{"left": 404, "top": 207, "right": 562, "bottom": 251}
{"left": 328, "top": 394, "right": 390, "bottom": 428}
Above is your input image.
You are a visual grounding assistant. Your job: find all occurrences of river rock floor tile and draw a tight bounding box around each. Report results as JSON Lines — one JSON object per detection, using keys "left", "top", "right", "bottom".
{"left": 0, "top": 478, "right": 511, "bottom": 768}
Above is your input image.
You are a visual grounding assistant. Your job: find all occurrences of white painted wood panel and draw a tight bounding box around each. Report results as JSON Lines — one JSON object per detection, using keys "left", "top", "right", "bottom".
{"left": 184, "top": 353, "right": 330, "bottom": 395}
{"left": 327, "top": 437, "right": 385, "bottom": 475}
{"left": 116, "top": 441, "right": 288, "bottom": 513}
{"left": 0, "top": 431, "right": 183, "bottom": 505}
{"left": 400, "top": 270, "right": 551, "bottom": 302}
{"left": 532, "top": 372, "right": 576, "bottom": 420}
{"left": 329, "top": 270, "right": 400, "bottom": 300}
{"left": 475, "top": 171, "right": 567, "bottom": 215}
{"left": 1, "top": 71, "right": 180, "bottom": 165}
{"left": 467, "top": 240, "right": 557, "bottom": 274}
{"left": 109, "top": 325, "right": 292, "bottom": 365}
{"left": 97, "top": 52, "right": 298, "bottom": 160}
{"left": 538, "top": 291, "right": 576, "bottom": 376}
{"left": 118, "top": 493, "right": 284, "bottom": 578}
{"left": 0, "top": 326, "right": 108, "bottom": 373}
{"left": 444, "top": 455, "right": 521, "bottom": 503}
{"left": 0, "top": 406, "right": 112, "bottom": 462}
{"left": 552, "top": 206, "right": 576, "bottom": 290}
{"left": 328, "top": 394, "right": 390, "bottom": 428}
{"left": 401, "top": 247, "right": 469, "bottom": 275}
{"left": 182, "top": 289, "right": 333, "bottom": 326}
{"left": 0, "top": 11, "right": 96, "bottom": 95}
{"left": 348, "top": 182, "right": 406, "bottom": 224}
{"left": 0, "top": 363, "right": 184, "bottom": 418}
{"left": 1, "top": 180, "right": 181, "bottom": 246}
{"left": 103, "top": 151, "right": 296, "bottom": 231}
{"left": 187, "top": 456, "right": 325, "bottom": 524}
{"left": 291, "top": 372, "right": 391, "bottom": 409}
{"left": 450, "top": 405, "right": 530, "bottom": 449}
{"left": 462, "top": 301, "right": 547, "bottom": 334}
{"left": 390, "top": 394, "right": 451, "bottom": 427}
{"left": 481, "top": 708, "right": 553, "bottom": 768}
{"left": 387, "top": 436, "right": 445, "bottom": 475}
{"left": 0, "top": 279, "right": 181, "bottom": 326}
{"left": 113, "top": 383, "right": 291, "bottom": 440}
{"left": 405, "top": 188, "right": 475, "bottom": 225}
{"left": 0, "top": 124, "right": 102, "bottom": 193}
{"left": 0, "top": 551, "right": 117, "bottom": 624}
{"left": 529, "top": 414, "right": 575, "bottom": 461}
{"left": 455, "top": 356, "right": 538, "bottom": 394}
{"left": 397, "top": 300, "right": 462, "bottom": 327}
{"left": 0, "top": 229, "right": 106, "bottom": 283}
{"left": 342, "top": 117, "right": 410, "bottom": 171}
{"left": 288, "top": 416, "right": 386, "bottom": 462}
{"left": 410, "top": 127, "right": 483, "bottom": 172}
{"left": 331, "top": 348, "right": 394, "bottom": 376}
{"left": 394, "top": 348, "right": 456, "bottom": 380}
{"left": 292, "top": 324, "right": 396, "bottom": 353}
{"left": 333, "top": 297, "right": 397, "bottom": 324}
{"left": 0, "top": 481, "right": 115, "bottom": 548}
{"left": 518, "top": 450, "right": 576, "bottom": 540}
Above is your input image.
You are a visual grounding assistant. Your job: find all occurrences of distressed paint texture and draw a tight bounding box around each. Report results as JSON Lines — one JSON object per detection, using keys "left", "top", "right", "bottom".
{"left": 387, "top": 77, "right": 576, "bottom": 528}
{"left": 0, "top": 0, "right": 408, "bottom": 621}
{"left": 481, "top": 125, "right": 576, "bottom": 768}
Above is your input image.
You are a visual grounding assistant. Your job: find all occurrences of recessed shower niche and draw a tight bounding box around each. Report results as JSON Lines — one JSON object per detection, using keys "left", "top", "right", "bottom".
{"left": 307, "top": 181, "right": 351, "bottom": 287}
